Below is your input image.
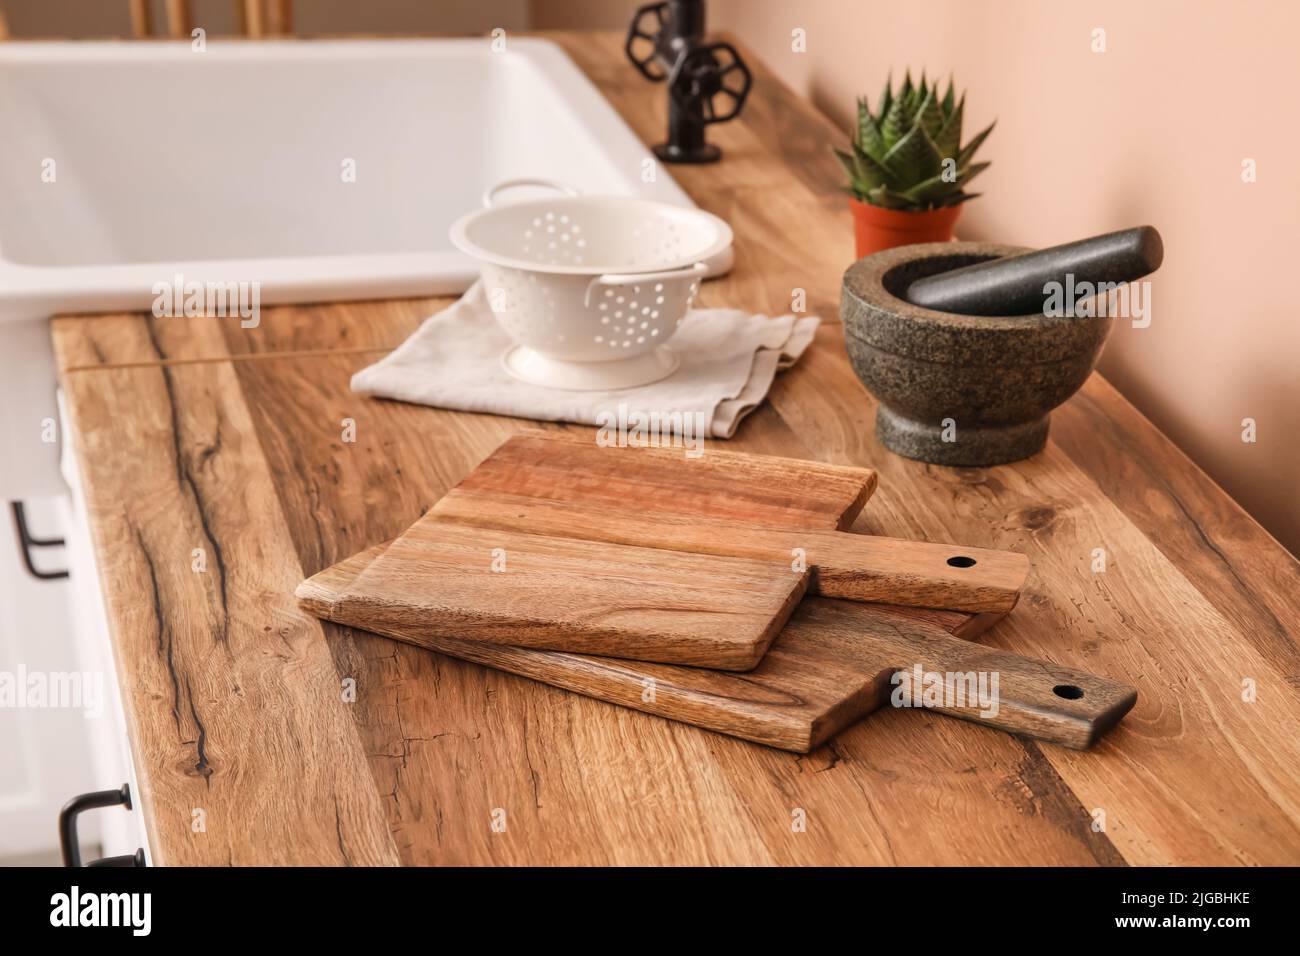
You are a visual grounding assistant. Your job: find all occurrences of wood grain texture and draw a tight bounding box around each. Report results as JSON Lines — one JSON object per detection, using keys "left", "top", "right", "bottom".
{"left": 456, "top": 430, "right": 879, "bottom": 531}
{"left": 389, "top": 430, "right": 1025, "bottom": 613}
{"left": 305, "top": 542, "right": 1133, "bottom": 751}
{"left": 432, "top": 486, "right": 1028, "bottom": 613}
{"left": 58, "top": 359, "right": 398, "bottom": 866}
{"left": 295, "top": 429, "right": 874, "bottom": 668}
{"left": 49, "top": 31, "right": 1300, "bottom": 865}
{"left": 428, "top": 430, "right": 1027, "bottom": 612}
{"left": 299, "top": 520, "right": 809, "bottom": 670}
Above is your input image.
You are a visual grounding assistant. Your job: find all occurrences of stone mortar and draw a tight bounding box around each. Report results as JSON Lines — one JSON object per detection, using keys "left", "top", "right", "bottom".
{"left": 841, "top": 241, "right": 1115, "bottom": 466}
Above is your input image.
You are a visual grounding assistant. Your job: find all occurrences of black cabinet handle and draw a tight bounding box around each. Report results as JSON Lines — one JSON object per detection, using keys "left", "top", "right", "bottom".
{"left": 59, "top": 784, "right": 145, "bottom": 867}
{"left": 10, "top": 500, "right": 70, "bottom": 580}
{"left": 87, "top": 849, "right": 147, "bottom": 868}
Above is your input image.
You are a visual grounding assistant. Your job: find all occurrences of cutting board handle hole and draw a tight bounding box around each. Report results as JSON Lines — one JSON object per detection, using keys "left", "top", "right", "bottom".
{"left": 946, "top": 555, "right": 977, "bottom": 568}
{"left": 1053, "top": 684, "right": 1085, "bottom": 700}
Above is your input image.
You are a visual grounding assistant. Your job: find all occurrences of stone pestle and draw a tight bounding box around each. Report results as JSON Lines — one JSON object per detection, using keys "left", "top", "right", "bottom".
{"left": 904, "top": 226, "right": 1164, "bottom": 317}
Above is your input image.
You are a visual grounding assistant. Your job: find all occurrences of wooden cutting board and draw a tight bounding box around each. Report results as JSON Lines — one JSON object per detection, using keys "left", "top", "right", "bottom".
{"left": 301, "top": 543, "right": 1136, "bottom": 751}
{"left": 298, "top": 435, "right": 882, "bottom": 670}
{"left": 414, "top": 431, "right": 1029, "bottom": 613}
{"left": 300, "top": 432, "right": 1029, "bottom": 668}
{"left": 432, "top": 493, "right": 1028, "bottom": 612}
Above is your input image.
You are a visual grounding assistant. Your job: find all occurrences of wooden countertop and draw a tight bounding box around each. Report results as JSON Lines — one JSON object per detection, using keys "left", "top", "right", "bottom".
{"left": 53, "top": 32, "right": 1300, "bottom": 866}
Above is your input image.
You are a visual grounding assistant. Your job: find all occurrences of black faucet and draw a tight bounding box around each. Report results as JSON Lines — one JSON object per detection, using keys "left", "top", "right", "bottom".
{"left": 625, "top": 0, "right": 752, "bottom": 163}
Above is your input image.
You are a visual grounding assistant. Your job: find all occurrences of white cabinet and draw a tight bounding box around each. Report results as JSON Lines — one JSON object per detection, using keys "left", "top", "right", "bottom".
{"left": 54, "top": 495, "right": 150, "bottom": 864}
{"left": 56, "top": 392, "right": 150, "bottom": 864}
{"left": 0, "top": 496, "right": 96, "bottom": 860}
{"left": 0, "top": 394, "right": 149, "bottom": 864}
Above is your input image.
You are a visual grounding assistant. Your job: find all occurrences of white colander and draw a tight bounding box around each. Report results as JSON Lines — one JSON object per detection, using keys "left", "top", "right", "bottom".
{"left": 449, "top": 179, "right": 733, "bottom": 390}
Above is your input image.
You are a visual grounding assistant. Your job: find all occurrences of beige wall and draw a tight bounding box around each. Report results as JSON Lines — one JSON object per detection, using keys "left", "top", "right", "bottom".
{"left": 704, "top": 0, "right": 1299, "bottom": 553}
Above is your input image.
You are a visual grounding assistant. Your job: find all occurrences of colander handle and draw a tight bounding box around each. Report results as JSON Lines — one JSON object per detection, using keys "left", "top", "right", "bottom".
{"left": 482, "top": 178, "right": 580, "bottom": 209}
{"left": 583, "top": 262, "right": 708, "bottom": 307}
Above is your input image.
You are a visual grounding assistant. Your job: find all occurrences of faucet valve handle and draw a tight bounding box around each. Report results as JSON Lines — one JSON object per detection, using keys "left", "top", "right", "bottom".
{"left": 625, "top": 2, "right": 672, "bottom": 81}
{"left": 667, "top": 41, "right": 752, "bottom": 125}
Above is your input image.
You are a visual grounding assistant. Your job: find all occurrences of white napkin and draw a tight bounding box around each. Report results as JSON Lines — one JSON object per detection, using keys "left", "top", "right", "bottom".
{"left": 351, "top": 282, "right": 820, "bottom": 439}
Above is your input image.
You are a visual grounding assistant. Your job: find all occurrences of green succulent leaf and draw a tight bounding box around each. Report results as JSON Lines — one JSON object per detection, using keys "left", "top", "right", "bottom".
{"left": 914, "top": 85, "right": 945, "bottom": 141}
{"left": 941, "top": 75, "right": 955, "bottom": 116}
{"left": 933, "top": 96, "right": 964, "bottom": 158}
{"left": 957, "top": 119, "right": 996, "bottom": 167}
{"left": 900, "top": 161, "right": 991, "bottom": 206}
{"left": 832, "top": 148, "right": 868, "bottom": 195}
{"left": 881, "top": 122, "right": 943, "bottom": 187}
{"left": 880, "top": 90, "right": 913, "bottom": 149}
{"left": 898, "top": 175, "right": 949, "bottom": 205}
{"left": 856, "top": 98, "right": 887, "bottom": 160}
{"left": 855, "top": 141, "right": 903, "bottom": 189}
{"left": 833, "top": 146, "right": 892, "bottom": 198}
{"left": 904, "top": 88, "right": 920, "bottom": 123}
{"left": 955, "top": 160, "right": 991, "bottom": 186}
{"left": 866, "top": 185, "right": 915, "bottom": 210}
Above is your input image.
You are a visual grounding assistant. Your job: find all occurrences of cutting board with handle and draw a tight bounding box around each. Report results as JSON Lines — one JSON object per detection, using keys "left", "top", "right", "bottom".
{"left": 302, "top": 431, "right": 1030, "bottom": 669}
{"left": 300, "top": 542, "right": 1136, "bottom": 751}
{"left": 383, "top": 431, "right": 1029, "bottom": 615}
{"left": 296, "top": 439, "right": 878, "bottom": 670}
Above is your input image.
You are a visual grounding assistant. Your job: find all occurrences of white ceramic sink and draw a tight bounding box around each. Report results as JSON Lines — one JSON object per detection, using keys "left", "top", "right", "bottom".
{"left": 0, "top": 37, "right": 696, "bottom": 321}
{"left": 0, "top": 37, "right": 701, "bottom": 497}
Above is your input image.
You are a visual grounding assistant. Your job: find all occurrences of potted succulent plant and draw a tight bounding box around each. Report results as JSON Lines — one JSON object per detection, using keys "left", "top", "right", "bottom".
{"left": 835, "top": 73, "right": 994, "bottom": 258}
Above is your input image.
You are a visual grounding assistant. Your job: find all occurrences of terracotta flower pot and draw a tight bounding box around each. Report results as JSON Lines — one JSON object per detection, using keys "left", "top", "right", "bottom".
{"left": 850, "top": 198, "right": 963, "bottom": 259}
